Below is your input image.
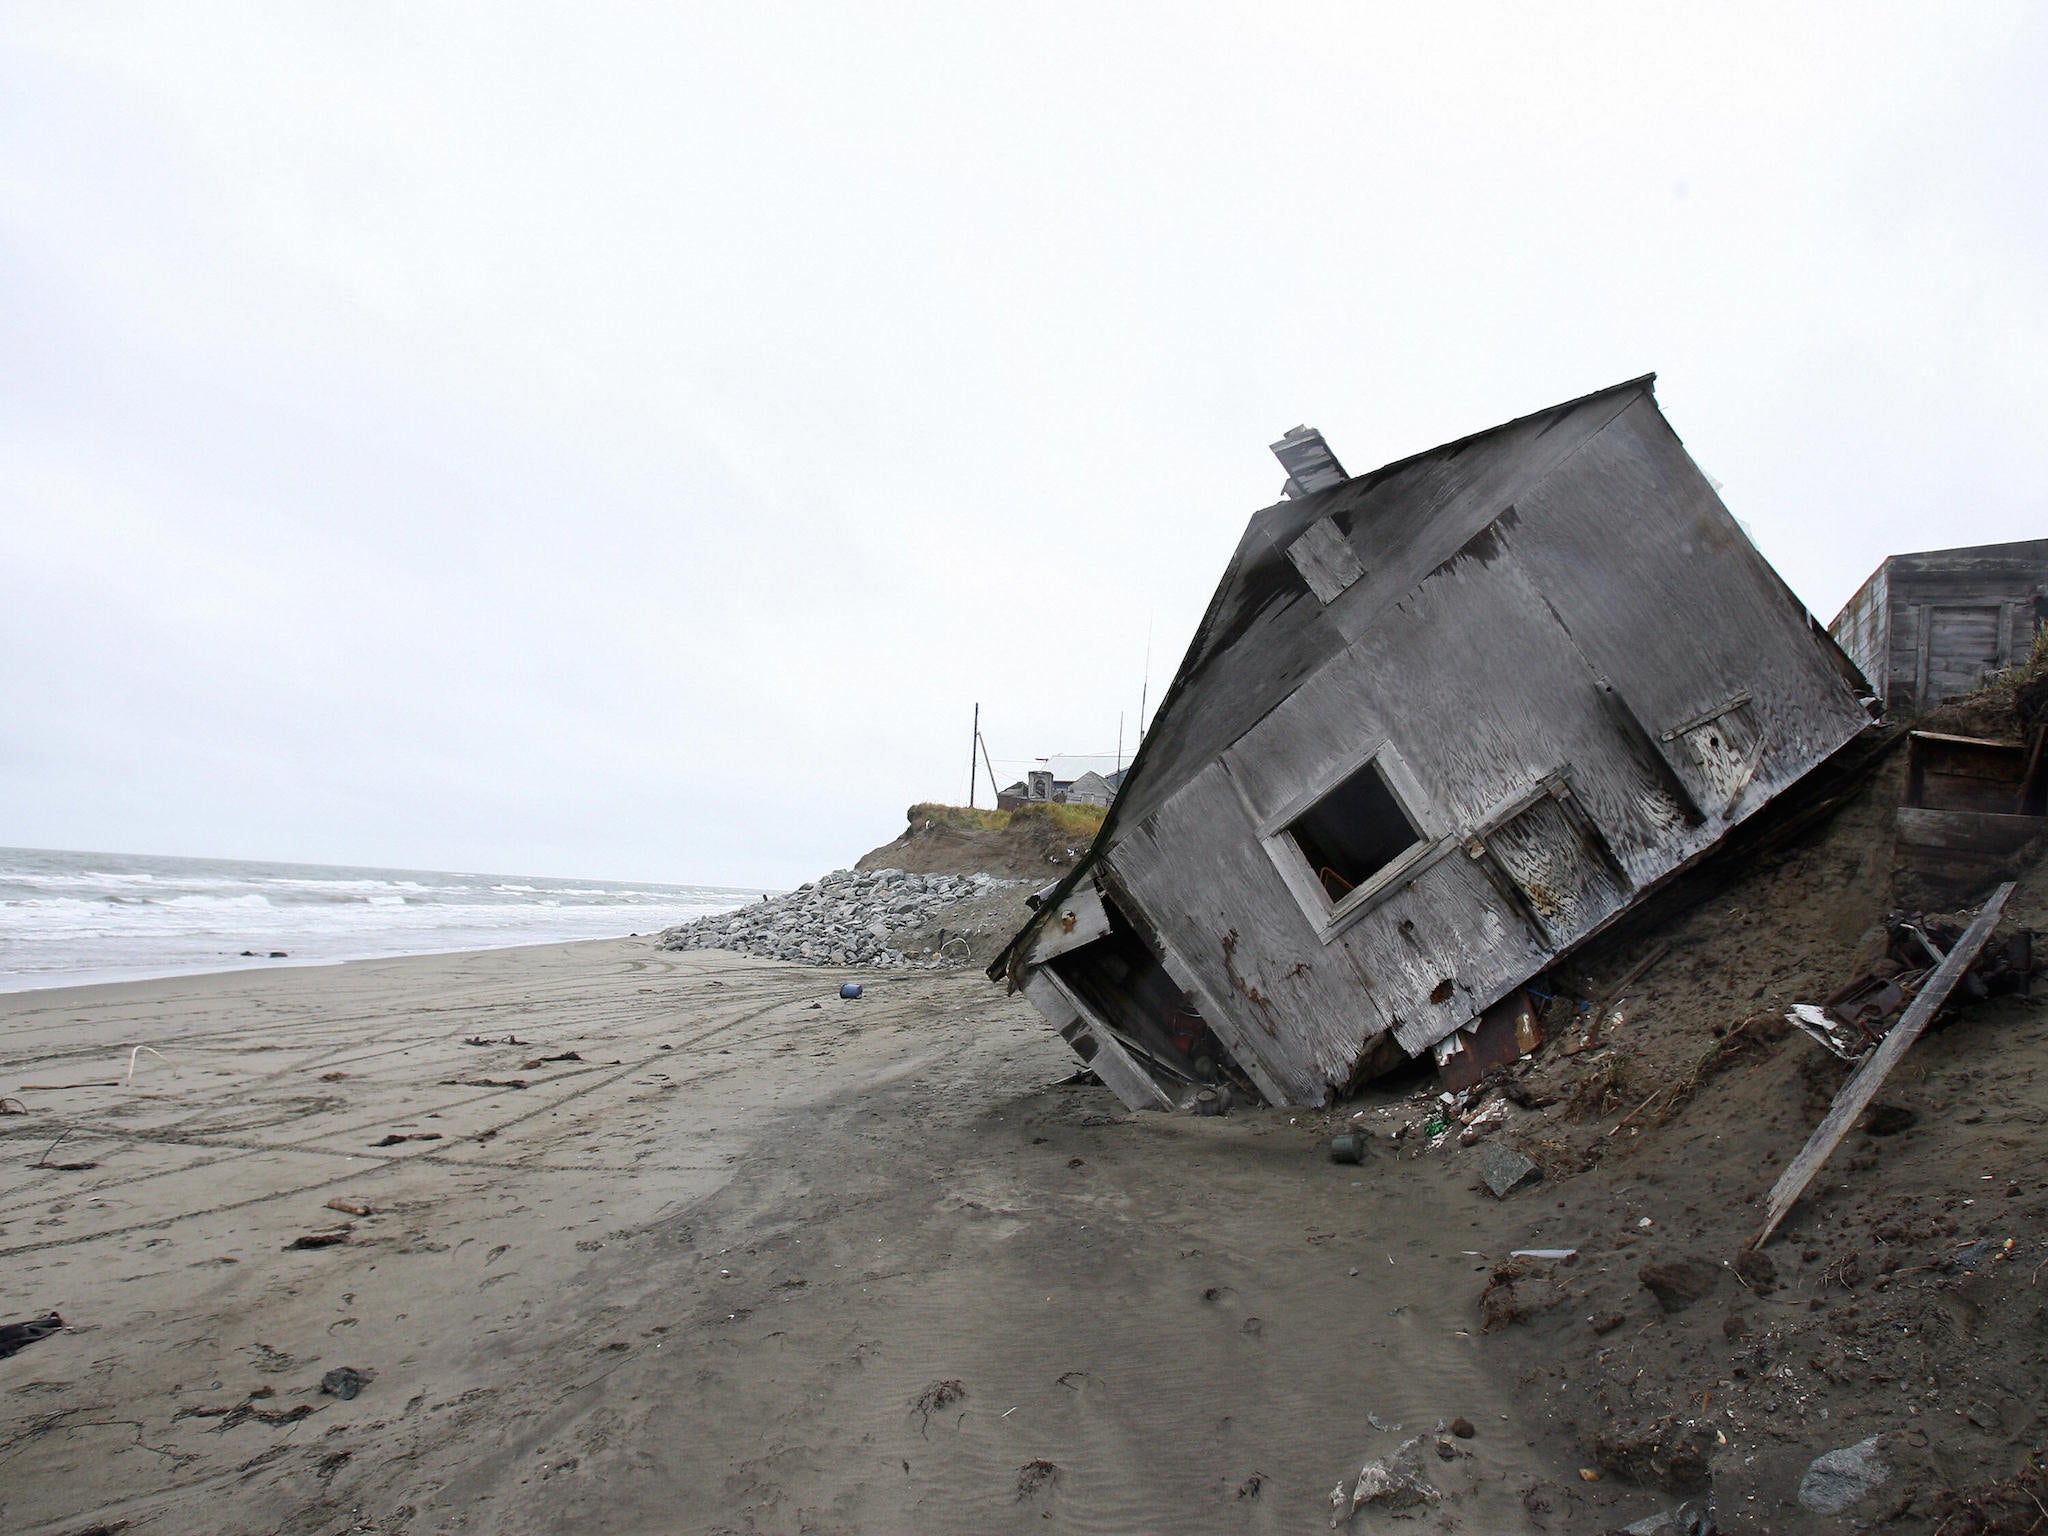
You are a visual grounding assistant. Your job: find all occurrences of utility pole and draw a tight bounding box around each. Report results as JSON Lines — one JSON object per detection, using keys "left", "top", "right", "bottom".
{"left": 1138, "top": 621, "right": 1152, "bottom": 745}
{"left": 978, "top": 731, "right": 1000, "bottom": 806}
{"left": 1116, "top": 713, "right": 1124, "bottom": 774}
{"left": 968, "top": 702, "right": 980, "bottom": 808}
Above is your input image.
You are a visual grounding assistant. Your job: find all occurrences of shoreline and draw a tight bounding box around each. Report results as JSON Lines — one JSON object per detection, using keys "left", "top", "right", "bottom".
{"left": 0, "top": 928, "right": 675, "bottom": 1000}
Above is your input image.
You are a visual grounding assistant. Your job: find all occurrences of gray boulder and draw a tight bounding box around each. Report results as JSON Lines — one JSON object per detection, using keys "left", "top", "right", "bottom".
{"left": 1797, "top": 1437, "right": 1889, "bottom": 1515}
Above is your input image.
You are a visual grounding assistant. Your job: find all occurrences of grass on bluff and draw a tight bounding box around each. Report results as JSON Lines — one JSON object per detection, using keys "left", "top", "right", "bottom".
{"left": 907, "top": 801, "right": 1108, "bottom": 837}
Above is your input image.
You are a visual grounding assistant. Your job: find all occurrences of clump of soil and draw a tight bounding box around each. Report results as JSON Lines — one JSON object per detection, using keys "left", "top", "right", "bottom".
{"left": 1478, "top": 1256, "right": 1565, "bottom": 1332}
{"left": 909, "top": 1378, "right": 964, "bottom": 1436}
{"left": 1015, "top": 1459, "right": 1060, "bottom": 1499}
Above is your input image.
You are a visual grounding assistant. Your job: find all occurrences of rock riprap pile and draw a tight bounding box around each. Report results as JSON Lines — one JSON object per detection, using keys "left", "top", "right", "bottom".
{"left": 657, "top": 868, "right": 1025, "bottom": 968}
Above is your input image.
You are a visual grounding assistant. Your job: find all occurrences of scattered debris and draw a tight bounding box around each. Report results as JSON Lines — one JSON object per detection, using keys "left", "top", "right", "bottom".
{"left": 440, "top": 1078, "right": 529, "bottom": 1091}
{"left": 174, "top": 1398, "right": 316, "bottom": 1430}
{"left": 285, "top": 1227, "right": 352, "bottom": 1250}
{"left": 123, "top": 1044, "right": 175, "bottom": 1085}
{"left": 31, "top": 1127, "right": 98, "bottom": 1171}
{"left": 371, "top": 1132, "right": 443, "bottom": 1147}
{"left": 1509, "top": 1248, "right": 1576, "bottom": 1261}
{"left": 1344, "top": 1436, "right": 1439, "bottom": 1520}
{"left": 17, "top": 1082, "right": 120, "bottom": 1091}
{"left": 1784, "top": 1003, "right": 1858, "bottom": 1059}
{"left": 910, "top": 1379, "right": 964, "bottom": 1436}
{"left": 0, "top": 1312, "right": 65, "bottom": 1359}
{"left": 840, "top": 983, "right": 864, "bottom": 1000}
{"left": 1796, "top": 1436, "right": 1889, "bottom": 1515}
{"left": 1479, "top": 1257, "right": 1562, "bottom": 1332}
{"left": 462, "top": 1035, "right": 525, "bottom": 1046}
{"left": 520, "top": 1052, "right": 582, "bottom": 1068}
{"left": 1436, "top": 990, "right": 1545, "bottom": 1091}
{"left": 324, "top": 1197, "right": 375, "bottom": 1217}
{"left": 1016, "top": 1458, "right": 1060, "bottom": 1499}
{"left": 1328, "top": 1132, "right": 1367, "bottom": 1164}
{"left": 1479, "top": 1143, "right": 1543, "bottom": 1199}
{"left": 0, "top": 1096, "right": 25, "bottom": 1114}
{"left": 319, "top": 1366, "right": 374, "bottom": 1400}
{"left": 1449, "top": 1418, "right": 1475, "bottom": 1439}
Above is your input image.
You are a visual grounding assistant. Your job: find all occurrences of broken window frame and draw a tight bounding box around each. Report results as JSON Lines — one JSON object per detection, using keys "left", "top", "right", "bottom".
{"left": 1252, "top": 742, "right": 1440, "bottom": 938}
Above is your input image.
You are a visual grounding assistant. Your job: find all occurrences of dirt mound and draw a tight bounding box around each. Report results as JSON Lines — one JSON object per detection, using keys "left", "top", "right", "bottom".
{"left": 856, "top": 802, "right": 1105, "bottom": 882}
{"left": 1377, "top": 718, "right": 2048, "bottom": 1525}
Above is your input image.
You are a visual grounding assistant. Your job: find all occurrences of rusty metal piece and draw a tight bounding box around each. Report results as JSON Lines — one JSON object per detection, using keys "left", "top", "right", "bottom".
{"left": 1435, "top": 990, "right": 1542, "bottom": 1092}
{"left": 1822, "top": 973, "right": 1910, "bottom": 1039}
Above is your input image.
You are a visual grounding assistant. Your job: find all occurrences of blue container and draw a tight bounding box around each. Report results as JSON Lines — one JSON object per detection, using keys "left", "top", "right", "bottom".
{"left": 839, "top": 982, "right": 863, "bottom": 1000}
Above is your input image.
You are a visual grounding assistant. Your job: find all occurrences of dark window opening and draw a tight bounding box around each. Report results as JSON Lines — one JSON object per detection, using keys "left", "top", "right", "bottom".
{"left": 1286, "top": 759, "right": 1422, "bottom": 903}
{"left": 1051, "top": 898, "right": 1258, "bottom": 1098}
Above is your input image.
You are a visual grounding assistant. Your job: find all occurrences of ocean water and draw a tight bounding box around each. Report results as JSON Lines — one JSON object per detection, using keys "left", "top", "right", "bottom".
{"left": 0, "top": 846, "right": 761, "bottom": 993}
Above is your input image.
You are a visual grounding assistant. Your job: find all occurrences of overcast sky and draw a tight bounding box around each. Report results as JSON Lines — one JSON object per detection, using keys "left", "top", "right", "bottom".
{"left": 3, "top": 5, "right": 2043, "bottom": 887}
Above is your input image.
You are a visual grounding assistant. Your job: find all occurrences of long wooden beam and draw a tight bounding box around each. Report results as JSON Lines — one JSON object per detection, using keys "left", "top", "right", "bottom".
{"left": 1752, "top": 881, "right": 2014, "bottom": 1249}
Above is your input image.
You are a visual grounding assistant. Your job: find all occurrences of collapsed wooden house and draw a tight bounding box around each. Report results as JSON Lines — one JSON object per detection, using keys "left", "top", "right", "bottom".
{"left": 1828, "top": 539, "right": 2048, "bottom": 714}
{"left": 991, "top": 376, "right": 1877, "bottom": 1111}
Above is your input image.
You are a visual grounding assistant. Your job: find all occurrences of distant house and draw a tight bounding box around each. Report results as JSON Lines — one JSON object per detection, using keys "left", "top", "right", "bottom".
{"left": 1064, "top": 771, "right": 1117, "bottom": 807}
{"left": 993, "top": 376, "right": 1875, "bottom": 1113}
{"left": 1829, "top": 540, "right": 2048, "bottom": 714}
{"left": 995, "top": 767, "right": 1125, "bottom": 810}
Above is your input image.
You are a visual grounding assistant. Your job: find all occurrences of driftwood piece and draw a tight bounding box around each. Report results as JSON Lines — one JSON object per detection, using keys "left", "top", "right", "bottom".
{"left": 1600, "top": 941, "right": 1672, "bottom": 1010}
{"left": 1752, "top": 881, "right": 2013, "bottom": 1249}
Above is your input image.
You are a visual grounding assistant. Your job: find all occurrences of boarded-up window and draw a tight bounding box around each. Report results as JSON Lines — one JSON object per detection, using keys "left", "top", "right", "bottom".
{"left": 1483, "top": 793, "right": 1628, "bottom": 943}
{"left": 1284, "top": 759, "right": 1421, "bottom": 902}
{"left": 1925, "top": 605, "right": 2003, "bottom": 703}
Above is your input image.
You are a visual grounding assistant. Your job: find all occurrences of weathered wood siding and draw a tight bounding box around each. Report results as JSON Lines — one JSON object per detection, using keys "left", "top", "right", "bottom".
{"left": 1830, "top": 566, "right": 1890, "bottom": 702}
{"left": 1505, "top": 396, "right": 1872, "bottom": 819}
{"left": 1093, "top": 397, "right": 1871, "bottom": 1100}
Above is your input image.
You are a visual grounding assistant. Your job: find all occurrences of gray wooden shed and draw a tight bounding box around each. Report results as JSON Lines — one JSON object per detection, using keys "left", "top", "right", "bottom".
{"left": 992, "top": 376, "right": 1876, "bottom": 1111}
{"left": 1828, "top": 540, "right": 2048, "bottom": 714}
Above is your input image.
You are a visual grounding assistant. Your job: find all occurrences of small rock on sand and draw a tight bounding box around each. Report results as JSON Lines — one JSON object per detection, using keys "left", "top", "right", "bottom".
{"left": 320, "top": 1366, "right": 374, "bottom": 1401}
{"left": 1480, "top": 1143, "right": 1542, "bottom": 1198}
{"left": 1798, "top": 1436, "right": 1889, "bottom": 1514}
{"left": 1345, "top": 1436, "right": 1438, "bottom": 1519}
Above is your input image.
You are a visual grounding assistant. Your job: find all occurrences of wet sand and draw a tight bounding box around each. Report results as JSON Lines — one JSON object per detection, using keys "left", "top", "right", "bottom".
{"left": 0, "top": 940, "right": 1574, "bottom": 1534}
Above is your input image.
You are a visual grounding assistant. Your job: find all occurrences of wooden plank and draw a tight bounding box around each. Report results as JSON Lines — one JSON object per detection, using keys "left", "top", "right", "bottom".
{"left": 1895, "top": 807, "right": 2048, "bottom": 856}
{"left": 1926, "top": 605, "right": 2003, "bottom": 700}
{"left": 1753, "top": 881, "right": 2013, "bottom": 1249}
{"left": 1024, "top": 880, "right": 1113, "bottom": 965}
{"left": 1913, "top": 603, "right": 1932, "bottom": 709}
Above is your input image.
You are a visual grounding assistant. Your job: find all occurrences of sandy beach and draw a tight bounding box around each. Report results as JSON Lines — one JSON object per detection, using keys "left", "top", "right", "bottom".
{"left": 1, "top": 939, "right": 1574, "bottom": 1535}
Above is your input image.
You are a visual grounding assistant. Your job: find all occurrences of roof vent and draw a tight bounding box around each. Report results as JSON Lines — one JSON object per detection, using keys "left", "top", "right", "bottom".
{"left": 1271, "top": 426, "right": 1347, "bottom": 499}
